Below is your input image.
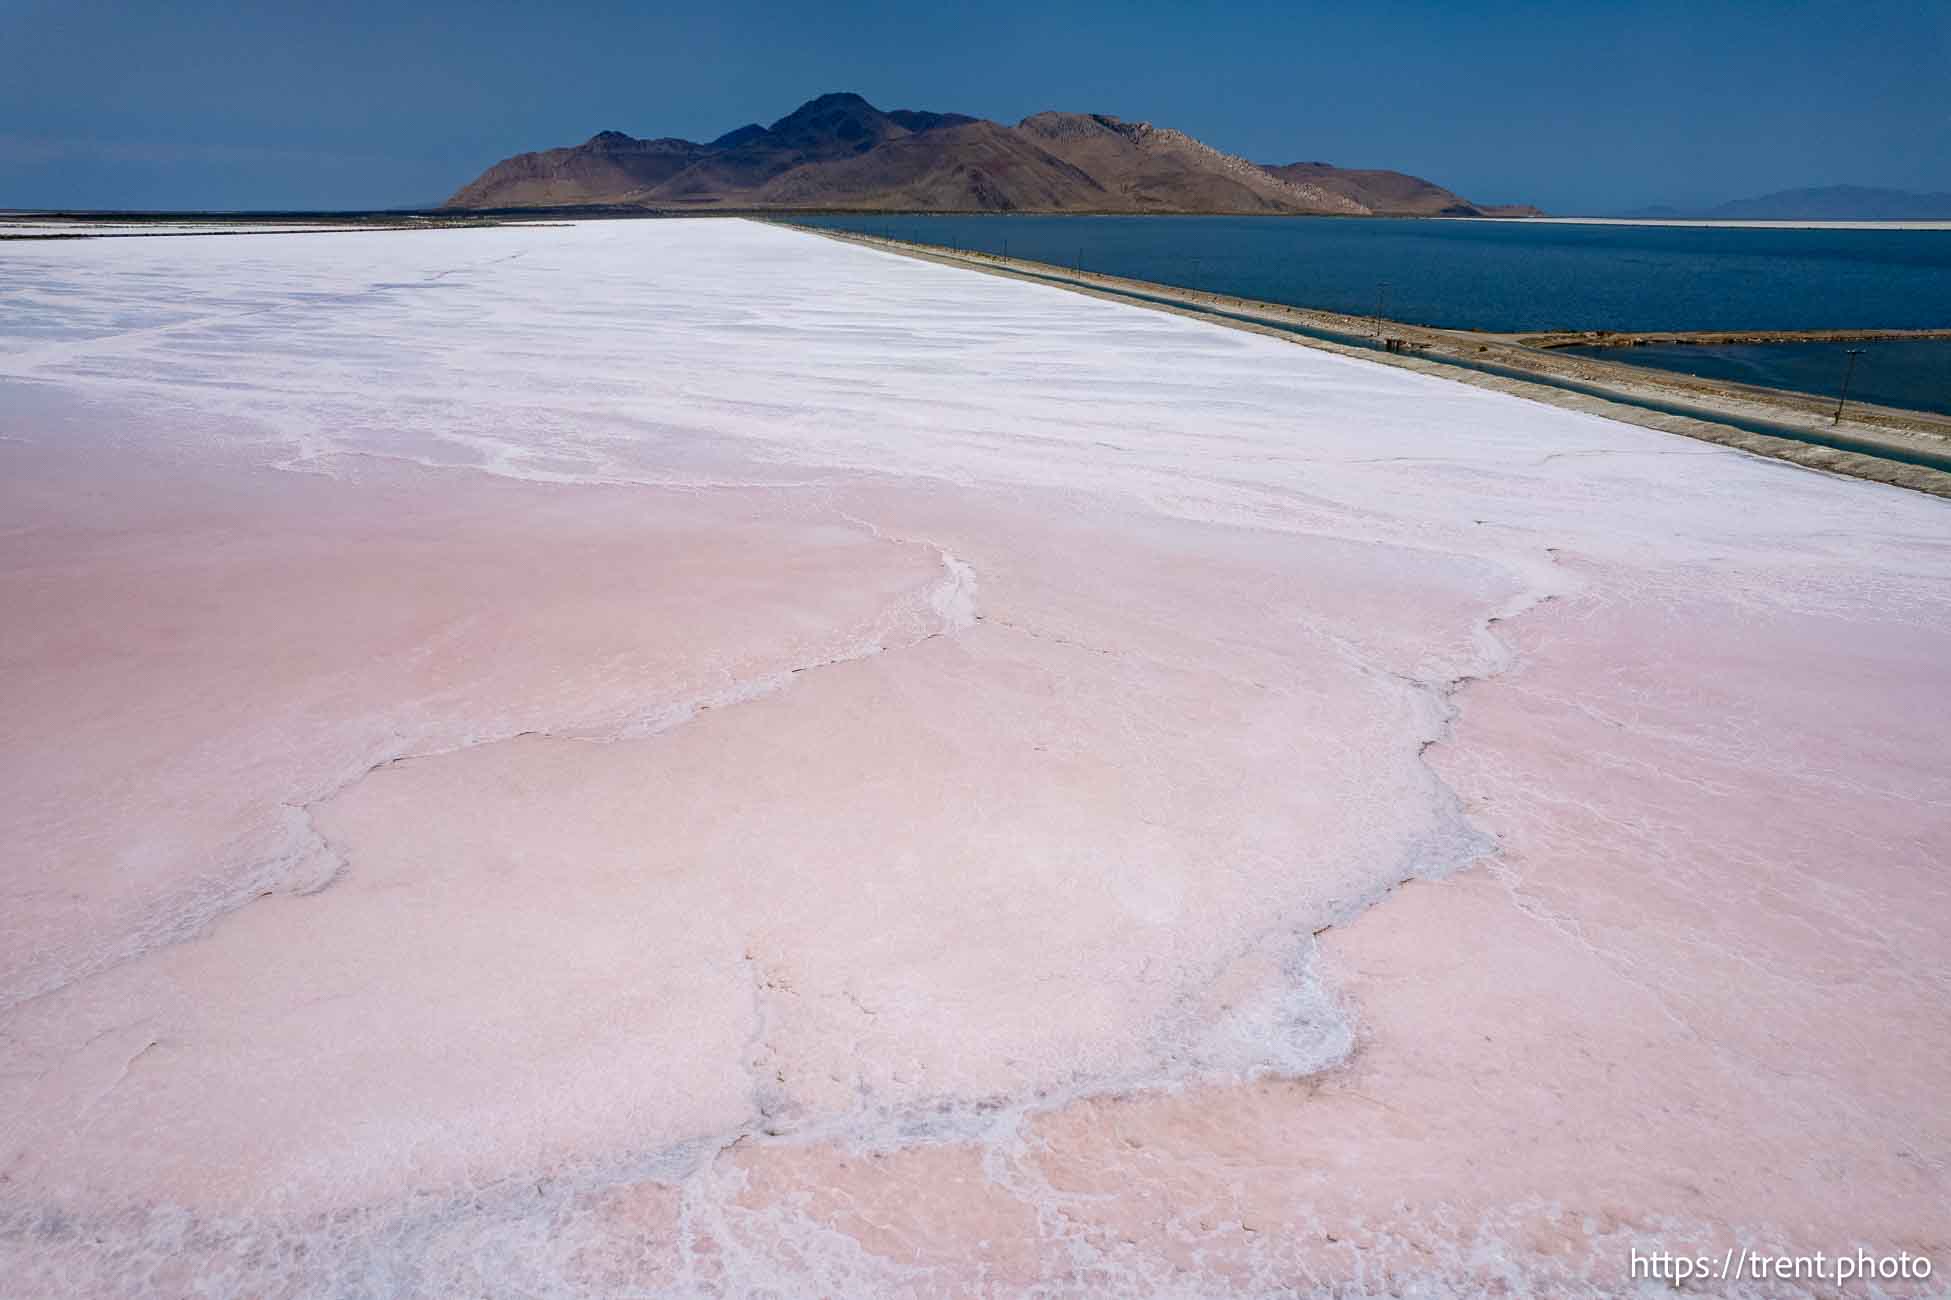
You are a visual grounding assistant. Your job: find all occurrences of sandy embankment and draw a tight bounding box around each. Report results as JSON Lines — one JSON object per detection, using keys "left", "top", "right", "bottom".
{"left": 0, "top": 218, "right": 1946, "bottom": 1296}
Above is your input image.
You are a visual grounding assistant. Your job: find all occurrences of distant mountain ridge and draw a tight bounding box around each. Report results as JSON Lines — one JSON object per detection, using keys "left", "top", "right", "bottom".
{"left": 445, "top": 92, "right": 1533, "bottom": 216}
{"left": 1622, "top": 186, "right": 1951, "bottom": 221}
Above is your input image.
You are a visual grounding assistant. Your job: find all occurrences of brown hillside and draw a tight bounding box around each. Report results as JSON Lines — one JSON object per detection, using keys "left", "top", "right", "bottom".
{"left": 445, "top": 93, "right": 1533, "bottom": 216}
{"left": 1260, "top": 161, "right": 1537, "bottom": 217}
{"left": 755, "top": 121, "right": 1107, "bottom": 211}
{"left": 1014, "top": 113, "right": 1364, "bottom": 214}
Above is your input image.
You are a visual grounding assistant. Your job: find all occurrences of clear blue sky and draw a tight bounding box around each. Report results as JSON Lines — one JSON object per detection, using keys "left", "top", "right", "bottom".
{"left": 2, "top": 0, "right": 1945, "bottom": 213}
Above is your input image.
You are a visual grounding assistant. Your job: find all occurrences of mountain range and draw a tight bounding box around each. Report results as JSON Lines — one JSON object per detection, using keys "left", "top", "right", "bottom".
{"left": 1622, "top": 186, "right": 1951, "bottom": 221}
{"left": 445, "top": 92, "right": 1538, "bottom": 217}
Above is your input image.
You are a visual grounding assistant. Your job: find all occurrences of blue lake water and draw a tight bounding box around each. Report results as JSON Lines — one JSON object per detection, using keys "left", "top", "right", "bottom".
{"left": 787, "top": 215, "right": 1951, "bottom": 335}
{"left": 1559, "top": 339, "right": 1951, "bottom": 417}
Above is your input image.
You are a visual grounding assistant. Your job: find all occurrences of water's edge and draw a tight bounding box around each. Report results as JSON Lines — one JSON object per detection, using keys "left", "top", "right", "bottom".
{"left": 786, "top": 223, "right": 1951, "bottom": 491}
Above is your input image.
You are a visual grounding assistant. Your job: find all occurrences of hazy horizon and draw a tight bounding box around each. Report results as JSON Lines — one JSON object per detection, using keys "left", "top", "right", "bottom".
{"left": 3, "top": 0, "right": 1947, "bottom": 213}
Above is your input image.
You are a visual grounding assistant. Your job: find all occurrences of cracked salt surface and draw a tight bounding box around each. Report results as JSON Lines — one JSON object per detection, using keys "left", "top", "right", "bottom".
{"left": 1, "top": 219, "right": 1947, "bottom": 1296}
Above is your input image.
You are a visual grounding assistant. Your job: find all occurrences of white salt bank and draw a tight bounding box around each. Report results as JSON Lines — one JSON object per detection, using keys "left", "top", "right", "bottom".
{"left": 0, "top": 219, "right": 1945, "bottom": 1297}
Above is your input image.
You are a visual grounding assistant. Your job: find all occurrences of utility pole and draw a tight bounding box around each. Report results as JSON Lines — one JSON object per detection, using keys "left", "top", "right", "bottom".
{"left": 1375, "top": 280, "right": 1390, "bottom": 337}
{"left": 1833, "top": 348, "right": 1866, "bottom": 425}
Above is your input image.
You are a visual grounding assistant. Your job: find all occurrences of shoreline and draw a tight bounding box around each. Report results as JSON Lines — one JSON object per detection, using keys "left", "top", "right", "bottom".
{"left": 790, "top": 223, "right": 1951, "bottom": 497}
{"left": 1457, "top": 215, "right": 1951, "bottom": 230}
{"left": 1520, "top": 325, "right": 1951, "bottom": 349}
{"left": 17, "top": 208, "right": 1951, "bottom": 231}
